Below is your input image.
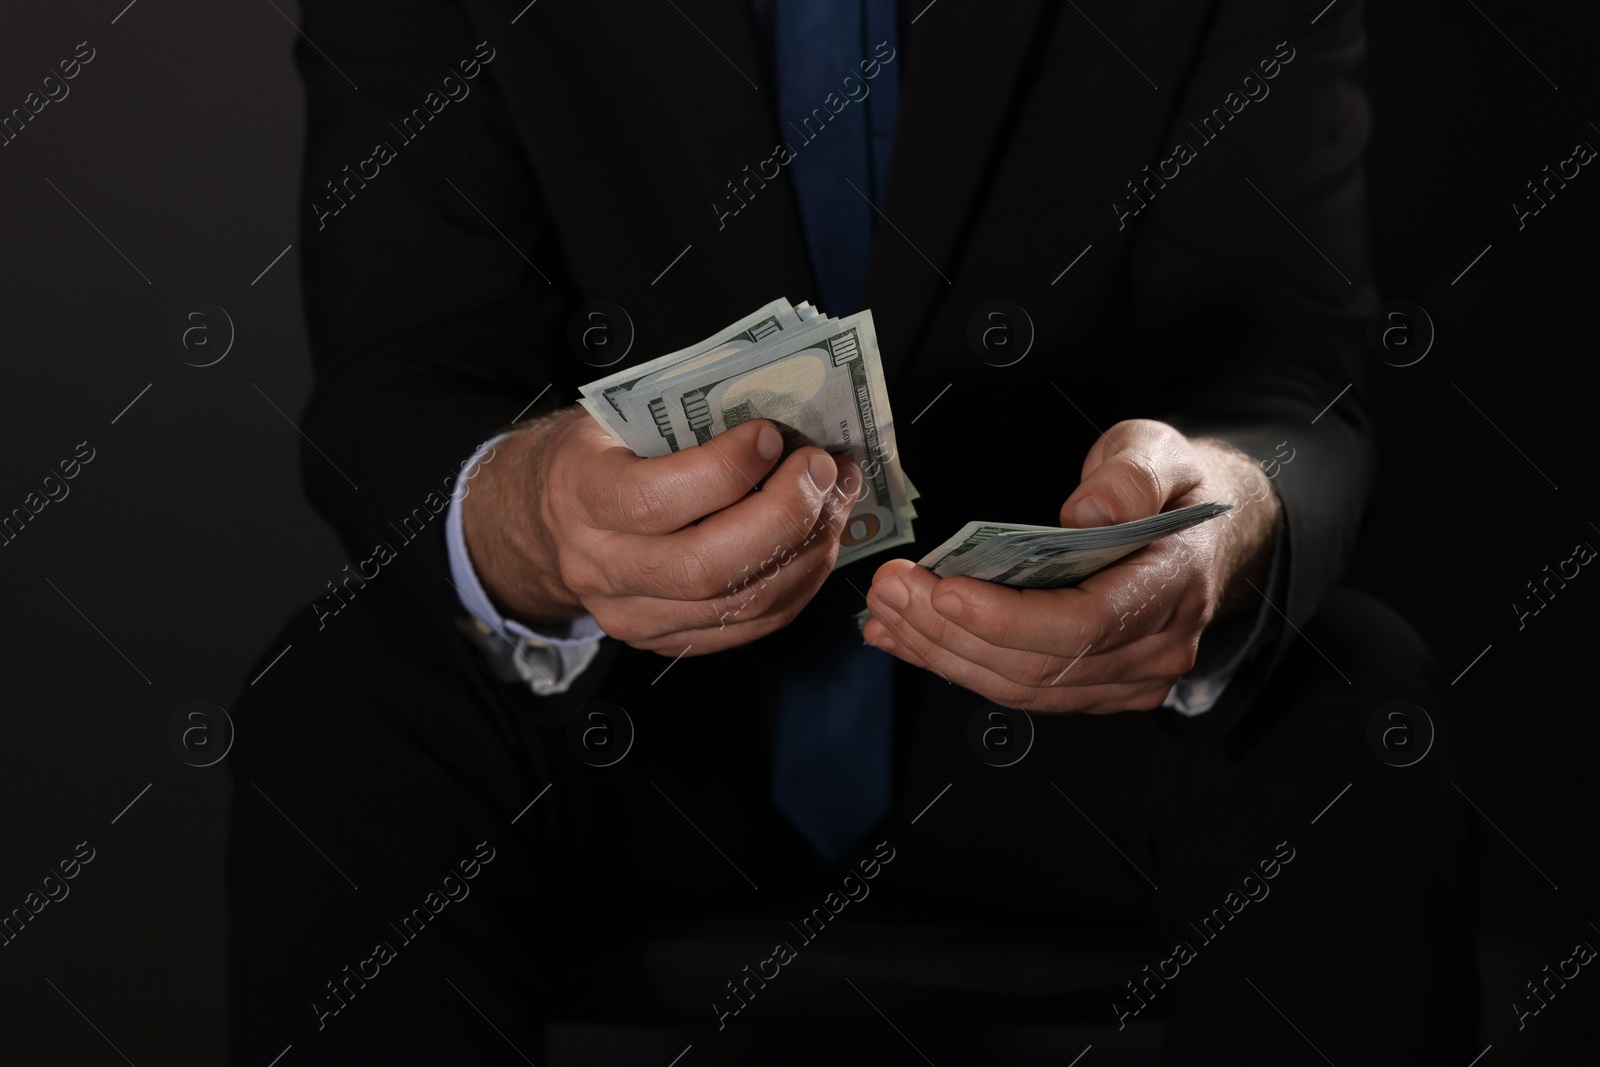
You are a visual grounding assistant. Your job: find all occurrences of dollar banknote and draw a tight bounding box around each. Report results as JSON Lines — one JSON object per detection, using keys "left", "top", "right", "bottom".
{"left": 918, "top": 502, "right": 1231, "bottom": 587}
{"left": 855, "top": 501, "right": 1232, "bottom": 629}
{"left": 578, "top": 299, "right": 916, "bottom": 568}
{"left": 578, "top": 297, "right": 811, "bottom": 452}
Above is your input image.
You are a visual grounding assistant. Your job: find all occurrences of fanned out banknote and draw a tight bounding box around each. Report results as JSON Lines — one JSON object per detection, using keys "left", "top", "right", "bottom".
{"left": 578, "top": 298, "right": 917, "bottom": 568}
{"left": 854, "top": 501, "right": 1233, "bottom": 629}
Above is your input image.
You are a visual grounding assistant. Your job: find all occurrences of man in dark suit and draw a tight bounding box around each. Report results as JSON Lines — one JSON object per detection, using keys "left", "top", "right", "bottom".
{"left": 227, "top": 1, "right": 1477, "bottom": 1063}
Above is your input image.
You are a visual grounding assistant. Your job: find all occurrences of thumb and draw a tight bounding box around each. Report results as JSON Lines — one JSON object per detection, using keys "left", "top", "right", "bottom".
{"left": 1059, "top": 420, "right": 1199, "bottom": 529}
{"left": 585, "top": 414, "right": 787, "bottom": 533}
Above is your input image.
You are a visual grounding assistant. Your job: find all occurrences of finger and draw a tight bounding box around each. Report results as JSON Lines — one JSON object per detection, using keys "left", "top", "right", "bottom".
{"left": 882, "top": 560, "right": 1150, "bottom": 659}
{"left": 607, "top": 447, "right": 851, "bottom": 601}
{"left": 864, "top": 597, "right": 1186, "bottom": 688}
{"left": 857, "top": 585, "right": 1184, "bottom": 694}
{"left": 875, "top": 542, "right": 1214, "bottom": 684}
{"left": 579, "top": 416, "right": 787, "bottom": 535}
{"left": 1059, "top": 419, "right": 1203, "bottom": 529}
{"left": 1066, "top": 532, "right": 1223, "bottom": 651}
{"left": 601, "top": 502, "right": 848, "bottom": 646}
{"left": 858, "top": 625, "right": 1173, "bottom": 714}
{"left": 868, "top": 558, "right": 1143, "bottom": 665}
{"left": 631, "top": 535, "right": 843, "bottom": 654}
{"left": 699, "top": 487, "right": 851, "bottom": 622}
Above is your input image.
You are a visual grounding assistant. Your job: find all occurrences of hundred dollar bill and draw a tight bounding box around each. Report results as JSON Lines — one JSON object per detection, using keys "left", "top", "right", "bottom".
{"left": 854, "top": 502, "right": 1231, "bottom": 630}
{"left": 578, "top": 297, "right": 810, "bottom": 450}
{"left": 614, "top": 310, "right": 915, "bottom": 567}
{"left": 919, "top": 503, "right": 1231, "bottom": 587}
{"left": 902, "top": 471, "right": 921, "bottom": 503}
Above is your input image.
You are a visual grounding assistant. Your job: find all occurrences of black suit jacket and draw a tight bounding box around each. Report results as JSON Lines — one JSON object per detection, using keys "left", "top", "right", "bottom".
{"left": 291, "top": 0, "right": 1375, "bottom": 757}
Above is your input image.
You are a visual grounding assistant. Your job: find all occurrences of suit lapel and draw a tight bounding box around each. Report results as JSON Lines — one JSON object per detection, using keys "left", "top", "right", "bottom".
{"left": 865, "top": 0, "right": 1056, "bottom": 385}
{"left": 500, "top": 0, "right": 816, "bottom": 320}
{"left": 583, "top": 0, "right": 1058, "bottom": 362}
{"left": 629, "top": 0, "right": 826, "bottom": 318}
{"left": 505, "top": 0, "right": 1052, "bottom": 367}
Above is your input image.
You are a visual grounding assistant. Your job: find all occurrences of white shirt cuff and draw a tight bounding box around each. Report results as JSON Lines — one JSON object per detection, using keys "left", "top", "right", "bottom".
{"left": 445, "top": 434, "right": 606, "bottom": 696}
{"left": 1161, "top": 523, "right": 1287, "bottom": 717}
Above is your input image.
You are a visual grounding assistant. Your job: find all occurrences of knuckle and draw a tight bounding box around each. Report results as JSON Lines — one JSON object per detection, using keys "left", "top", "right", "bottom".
{"left": 1151, "top": 640, "right": 1197, "bottom": 680}
{"left": 719, "top": 576, "right": 771, "bottom": 621}
{"left": 779, "top": 544, "right": 836, "bottom": 607}
{"left": 1027, "top": 653, "right": 1068, "bottom": 689}
{"left": 1062, "top": 614, "right": 1104, "bottom": 655}
{"left": 1123, "top": 451, "right": 1165, "bottom": 507}
{"left": 919, "top": 609, "right": 952, "bottom": 646}
{"left": 590, "top": 607, "right": 639, "bottom": 645}
{"left": 617, "top": 478, "right": 673, "bottom": 534}
{"left": 826, "top": 475, "right": 860, "bottom": 518}
{"left": 643, "top": 550, "right": 720, "bottom": 601}
{"left": 666, "top": 549, "right": 719, "bottom": 599}
{"left": 557, "top": 552, "right": 602, "bottom": 597}
{"left": 1149, "top": 420, "right": 1185, "bottom": 448}
{"left": 1123, "top": 417, "right": 1179, "bottom": 449}
{"left": 707, "top": 600, "right": 737, "bottom": 631}
{"left": 778, "top": 492, "right": 823, "bottom": 545}
{"left": 816, "top": 503, "right": 845, "bottom": 543}
{"left": 567, "top": 465, "right": 608, "bottom": 519}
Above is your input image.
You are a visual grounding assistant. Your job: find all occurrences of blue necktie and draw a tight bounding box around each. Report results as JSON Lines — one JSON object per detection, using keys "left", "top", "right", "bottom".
{"left": 769, "top": 0, "right": 900, "bottom": 862}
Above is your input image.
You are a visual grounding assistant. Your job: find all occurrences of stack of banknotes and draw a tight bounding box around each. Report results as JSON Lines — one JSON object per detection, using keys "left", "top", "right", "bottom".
{"left": 577, "top": 298, "right": 1230, "bottom": 603}
{"left": 578, "top": 297, "right": 918, "bottom": 568}
{"left": 914, "top": 503, "right": 1233, "bottom": 589}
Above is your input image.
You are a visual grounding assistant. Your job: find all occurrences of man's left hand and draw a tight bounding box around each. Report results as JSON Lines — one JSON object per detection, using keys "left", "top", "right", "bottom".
{"left": 861, "top": 419, "right": 1283, "bottom": 713}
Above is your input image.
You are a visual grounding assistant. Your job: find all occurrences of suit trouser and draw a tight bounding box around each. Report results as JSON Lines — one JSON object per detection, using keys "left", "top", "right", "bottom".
{"left": 225, "top": 584, "right": 1477, "bottom": 1065}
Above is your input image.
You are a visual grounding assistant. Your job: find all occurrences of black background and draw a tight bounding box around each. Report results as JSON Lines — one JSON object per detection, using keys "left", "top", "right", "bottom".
{"left": 0, "top": 1, "right": 1596, "bottom": 1063}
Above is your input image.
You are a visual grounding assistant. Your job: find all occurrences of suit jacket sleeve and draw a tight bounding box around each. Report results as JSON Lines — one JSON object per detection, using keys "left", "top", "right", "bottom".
{"left": 294, "top": 0, "right": 566, "bottom": 620}
{"left": 1125, "top": 0, "right": 1378, "bottom": 732}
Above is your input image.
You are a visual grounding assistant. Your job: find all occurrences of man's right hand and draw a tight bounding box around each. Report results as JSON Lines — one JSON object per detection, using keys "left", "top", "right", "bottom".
{"left": 463, "top": 406, "right": 860, "bottom": 655}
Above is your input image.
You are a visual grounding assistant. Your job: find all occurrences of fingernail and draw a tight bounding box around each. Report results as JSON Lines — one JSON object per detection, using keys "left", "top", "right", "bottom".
{"left": 932, "top": 591, "right": 962, "bottom": 620}
{"left": 1073, "top": 496, "right": 1114, "bottom": 528}
{"left": 809, "top": 453, "right": 836, "bottom": 491}
{"left": 877, "top": 575, "right": 910, "bottom": 611}
{"left": 756, "top": 424, "right": 783, "bottom": 462}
